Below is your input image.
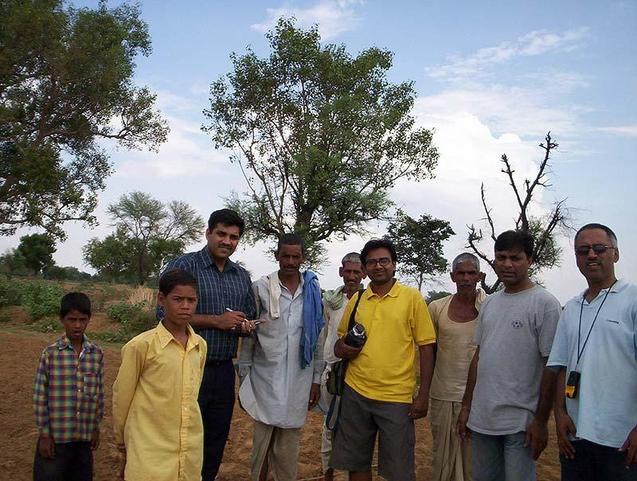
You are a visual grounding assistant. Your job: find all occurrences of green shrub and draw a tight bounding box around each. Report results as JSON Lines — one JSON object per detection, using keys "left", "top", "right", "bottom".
{"left": 0, "top": 275, "right": 23, "bottom": 307}
{"left": 20, "top": 281, "right": 65, "bottom": 320}
{"left": 107, "top": 301, "right": 156, "bottom": 340}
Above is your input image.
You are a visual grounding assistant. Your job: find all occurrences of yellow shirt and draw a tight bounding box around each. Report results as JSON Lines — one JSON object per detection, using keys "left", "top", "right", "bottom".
{"left": 337, "top": 281, "right": 436, "bottom": 403}
{"left": 113, "top": 322, "right": 207, "bottom": 481}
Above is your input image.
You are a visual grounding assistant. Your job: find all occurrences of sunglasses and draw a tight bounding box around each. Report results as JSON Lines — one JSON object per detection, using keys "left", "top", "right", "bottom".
{"left": 574, "top": 244, "right": 615, "bottom": 256}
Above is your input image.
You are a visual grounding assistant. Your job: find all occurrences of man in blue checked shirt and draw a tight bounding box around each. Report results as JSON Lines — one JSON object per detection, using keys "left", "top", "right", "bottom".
{"left": 162, "top": 208, "right": 257, "bottom": 480}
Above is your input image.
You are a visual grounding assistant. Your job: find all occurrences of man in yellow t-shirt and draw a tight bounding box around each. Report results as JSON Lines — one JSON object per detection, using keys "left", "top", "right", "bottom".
{"left": 428, "top": 253, "right": 486, "bottom": 481}
{"left": 331, "top": 239, "right": 436, "bottom": 481}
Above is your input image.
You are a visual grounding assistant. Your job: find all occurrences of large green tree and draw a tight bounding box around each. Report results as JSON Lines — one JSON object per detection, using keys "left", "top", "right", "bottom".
{"left": 203, "top": 18, "right": 438, "bottom": 264}
{"left": 384, "top": 210, "right": 454, "bottom": 291}
{"left": 17, "top": 233, "right": 56, "bottom": 274}
{"left": 0, "top": 0, "right": 169, "bottom": 239}
{"left": 83, "top": 192, "right": 204, "bottom": 284}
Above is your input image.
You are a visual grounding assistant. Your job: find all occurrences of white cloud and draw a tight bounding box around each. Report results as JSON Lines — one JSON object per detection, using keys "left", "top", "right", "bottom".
{"left": 251, "top": 0, "right": 365, "bottom": 40}
{"left": 428, "top": 27, "right": 589, "bottom": 81}
{"left": 596, "top": 124, "right": 637, "bottom": 137}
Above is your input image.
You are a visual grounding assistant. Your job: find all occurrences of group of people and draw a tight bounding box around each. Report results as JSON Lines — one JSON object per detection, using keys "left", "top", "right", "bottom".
{"left": 31, "top": 207, "right": 636, "bottom": 481}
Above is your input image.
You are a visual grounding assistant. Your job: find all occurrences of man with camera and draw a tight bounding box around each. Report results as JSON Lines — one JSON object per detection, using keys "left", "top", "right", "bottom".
{"left": 319, "top": 252, "right": 366, "bottom": 481}
{"left": 330, "top": 239, "right": 437, "bottom": 481}
{"left": 547, "top": 223, "right": 637, "bottom": 480}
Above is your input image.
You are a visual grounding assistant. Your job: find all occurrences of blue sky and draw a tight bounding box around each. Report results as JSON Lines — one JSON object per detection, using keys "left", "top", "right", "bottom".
{"left": 3, "top": 0, "right": 636, "bottom": 301}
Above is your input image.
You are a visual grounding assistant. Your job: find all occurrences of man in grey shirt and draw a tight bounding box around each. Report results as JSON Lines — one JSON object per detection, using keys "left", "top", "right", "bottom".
{"left": 457, "top": 230, "right": 561, "bottom": 481}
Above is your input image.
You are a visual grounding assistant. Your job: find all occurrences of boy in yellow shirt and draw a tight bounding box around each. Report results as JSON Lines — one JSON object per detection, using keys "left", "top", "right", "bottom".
{"left": 113, "top": 268, "right": 207, "bottom": 481}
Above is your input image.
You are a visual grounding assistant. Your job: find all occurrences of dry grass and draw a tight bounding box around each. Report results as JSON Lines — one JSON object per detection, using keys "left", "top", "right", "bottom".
{"left": 127, "top": 286, "right": 156, "bottom": 306}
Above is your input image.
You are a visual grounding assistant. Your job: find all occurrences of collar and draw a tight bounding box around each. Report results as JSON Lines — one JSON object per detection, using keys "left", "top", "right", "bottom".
{"left": 156, "top": 321, "right": 201, "bottom": 351}
{"left": 364, "top": 279, "right": 401, "bottom": 299}
{"left": 581, "top": 278, "right": 625, "bottom": 303}
{"left": 56, "top": 335, "right": 93, "bottom": 352}
{"left": 198, "top": 246, "right": 237, "bottom": 272}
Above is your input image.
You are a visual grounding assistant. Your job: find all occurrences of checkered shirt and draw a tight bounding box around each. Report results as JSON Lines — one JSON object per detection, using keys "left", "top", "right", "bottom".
{"left": 163, "top": 246, "right": 256, "bottom": 360}
{"left": 33, "top": 336, "right": 104, "bottom": 443}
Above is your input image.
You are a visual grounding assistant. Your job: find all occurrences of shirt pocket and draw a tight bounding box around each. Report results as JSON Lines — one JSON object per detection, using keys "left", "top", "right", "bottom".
{"left": 82, "top": 372, "right": 99, "bottom": 399}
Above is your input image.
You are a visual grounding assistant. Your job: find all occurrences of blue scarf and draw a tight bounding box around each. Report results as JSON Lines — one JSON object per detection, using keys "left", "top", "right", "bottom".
{"left": 300, "top": 270, "right": 324, "bottom": 368}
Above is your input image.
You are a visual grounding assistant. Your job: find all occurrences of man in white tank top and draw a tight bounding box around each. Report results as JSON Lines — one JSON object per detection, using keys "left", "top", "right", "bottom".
{"left": 429, "top": 253, "right": 486, "bottom": 481}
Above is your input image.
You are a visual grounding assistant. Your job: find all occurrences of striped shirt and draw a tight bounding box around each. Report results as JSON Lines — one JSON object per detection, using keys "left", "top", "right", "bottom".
{"left": 163, "top": 247, "right": 256, "bottom": 361}
{"left": 33, "top": 336, "right": 104, "bottom": 443}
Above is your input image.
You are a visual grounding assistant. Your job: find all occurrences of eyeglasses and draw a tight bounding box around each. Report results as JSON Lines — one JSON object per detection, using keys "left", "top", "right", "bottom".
{"left": 365, "top": 257, "right": 392, "bottom": 267}
{"left": 574, "top": 244, "right": 615, "bottom": 256}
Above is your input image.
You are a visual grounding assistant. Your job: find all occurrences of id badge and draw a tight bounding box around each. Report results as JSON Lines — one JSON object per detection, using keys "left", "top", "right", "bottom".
{"left": 565, "top": 371, "right": 580, "bottom": 399}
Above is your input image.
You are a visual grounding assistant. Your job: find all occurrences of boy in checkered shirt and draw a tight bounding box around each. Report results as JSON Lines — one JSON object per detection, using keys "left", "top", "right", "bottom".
{"left": 33, "top": 292, "right": 104, "bottom": 481}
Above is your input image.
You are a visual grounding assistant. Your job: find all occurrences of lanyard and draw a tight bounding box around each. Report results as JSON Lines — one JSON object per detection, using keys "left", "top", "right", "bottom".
{"left": 576, "top": 280, "right": 616, "bottom": 366}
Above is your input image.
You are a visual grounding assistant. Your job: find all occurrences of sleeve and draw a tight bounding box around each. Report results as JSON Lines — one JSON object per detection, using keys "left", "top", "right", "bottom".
{"left": 33, "top": 349, "right": 50, "bottom": 436}
{"left": 96, "top": 350, "right": 105, "bottom": 425}
{"left": 537, "top": 294, "right": 562, "bottom": 357}
{"left": 547, "top": 307, "right": 570, "bottom": 368}
{"left": 112, "top": 340, "right": 147, "bottom": 445}
{"left": 243, "top": 272, "right": 257, "bottom": 320}
{"left": 200, "top": 338, "right": 208, "bottom": 373}
{"left": 312, "top": 327, "right": 325, "bottom": 383}
{"left": 411, "top": 293, "right": 436, "bottom": 346}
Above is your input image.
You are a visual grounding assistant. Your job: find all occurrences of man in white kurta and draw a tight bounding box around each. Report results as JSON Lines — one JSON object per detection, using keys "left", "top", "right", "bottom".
{"left": 239, "top": 236, "right": 324, "bottom": 481}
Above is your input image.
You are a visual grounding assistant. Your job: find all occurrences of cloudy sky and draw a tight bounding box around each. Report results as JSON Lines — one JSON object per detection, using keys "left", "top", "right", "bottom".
{"left": 3, "top": 0, "right": 636, "bottom": 302}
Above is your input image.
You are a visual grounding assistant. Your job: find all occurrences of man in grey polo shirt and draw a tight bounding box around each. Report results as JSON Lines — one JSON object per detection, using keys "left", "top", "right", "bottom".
{"left": 457, "top": 230, "right": 561, "bottom": 481}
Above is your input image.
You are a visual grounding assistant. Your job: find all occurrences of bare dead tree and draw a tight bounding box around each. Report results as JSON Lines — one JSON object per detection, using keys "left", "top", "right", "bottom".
{"left": 466, "top": 132, "right": 569, "bottom": 293}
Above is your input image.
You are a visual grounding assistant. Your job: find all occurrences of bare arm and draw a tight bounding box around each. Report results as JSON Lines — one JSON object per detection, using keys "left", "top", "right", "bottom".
{"left": 553, "top": 366, "right": 577, "bottom": 459}
{"left": 457, "top": 347, "right": 479, "bottom": 438}
{"left": 525, "top": 362, "right": 556, "bottom": 460}
{"left": 409, "top": 343, "right": 435, "bottom": 419}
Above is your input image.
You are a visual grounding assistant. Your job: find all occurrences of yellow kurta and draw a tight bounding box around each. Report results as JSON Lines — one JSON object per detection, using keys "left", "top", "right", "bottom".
{"left": 113, "top": 322, "right": 207, "bottom": 481}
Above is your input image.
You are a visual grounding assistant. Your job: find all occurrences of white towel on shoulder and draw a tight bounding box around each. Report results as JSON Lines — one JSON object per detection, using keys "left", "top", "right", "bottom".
{"left": 267, "top": 273, "right": 281, "bottom": 319}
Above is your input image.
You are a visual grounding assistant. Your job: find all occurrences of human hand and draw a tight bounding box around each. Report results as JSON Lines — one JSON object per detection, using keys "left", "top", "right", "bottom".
{"left": 619, "top": 424, "right": 637, "bottom": 467}
{"left": 217, "top": 310, "right": 246, "bottom": 330}
{"left": 456, "top": 406, "right": 471, "bottom": 440}
{"left": 408, "top": 392, "right": 428, "bottom": 419}
{"left": 37, "top": 434, "right": 55, "bottom": 459}
{"left": 239, "top": 319, "right": 260, "bottom": 334}
{"left": 334, "top": 338, "right": 362, "bottom": 360}
{"left": 308, "top": 383, "right": 320, "bottom": 410}
{"left": 91, "top": 429, "right": 100, "bottom": 450}
{"left": 555, "top": 410, "right": 577, "bottom": 459}
{"left": 525, "top": 417, "right": 548, "bottom": 460}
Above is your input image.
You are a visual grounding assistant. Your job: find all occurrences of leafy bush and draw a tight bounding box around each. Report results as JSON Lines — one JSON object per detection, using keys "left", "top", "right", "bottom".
{"left": 107, "top": 301, "right": 156, "bottom": 338}
{"left": 20, "top": 281, "right": 65, "bottom": 320}
{"left": 0, "top": 276, "right": 22, "bottom": 307}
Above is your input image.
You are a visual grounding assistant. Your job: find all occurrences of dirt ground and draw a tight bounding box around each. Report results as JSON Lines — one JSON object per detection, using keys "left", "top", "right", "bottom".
{"left": 0, "top": 328, "right": 562, "bottom": 480}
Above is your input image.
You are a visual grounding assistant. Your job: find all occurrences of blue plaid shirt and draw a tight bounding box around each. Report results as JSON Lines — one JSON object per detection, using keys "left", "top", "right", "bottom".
{"left": 163, "top": 247, "right": 256, "bottom": 361}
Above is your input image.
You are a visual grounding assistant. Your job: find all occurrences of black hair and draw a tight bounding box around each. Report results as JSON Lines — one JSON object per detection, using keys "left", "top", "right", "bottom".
{"left": 60, "top": 292, "right": 91, "bottom": 318}
{"left": 575, "top": 223, "right": 618, "bottom": 246}
{"left": 207, "top": 208, "right": 245, "bottom": 236}
{"left": 276, "top": 233, "right": 305, "bottom": 254}
{"left": 360, "top": 239, "right": 398, "bottom": 265}
{"left": 159, "top": 268, "right": 198, "bottom": 296}
{"left": 494, "top": 230, "right": 534, "bottom": 259}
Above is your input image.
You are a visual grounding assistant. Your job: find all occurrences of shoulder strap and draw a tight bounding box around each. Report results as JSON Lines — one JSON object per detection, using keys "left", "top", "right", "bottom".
{"left": 347, "top": 288, "right": 365, "bottom": 331}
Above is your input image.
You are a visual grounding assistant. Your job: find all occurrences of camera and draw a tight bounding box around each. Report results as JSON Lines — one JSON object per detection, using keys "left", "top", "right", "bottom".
{"left": 344, "top": 323, "right": 367, "bottom": 348}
